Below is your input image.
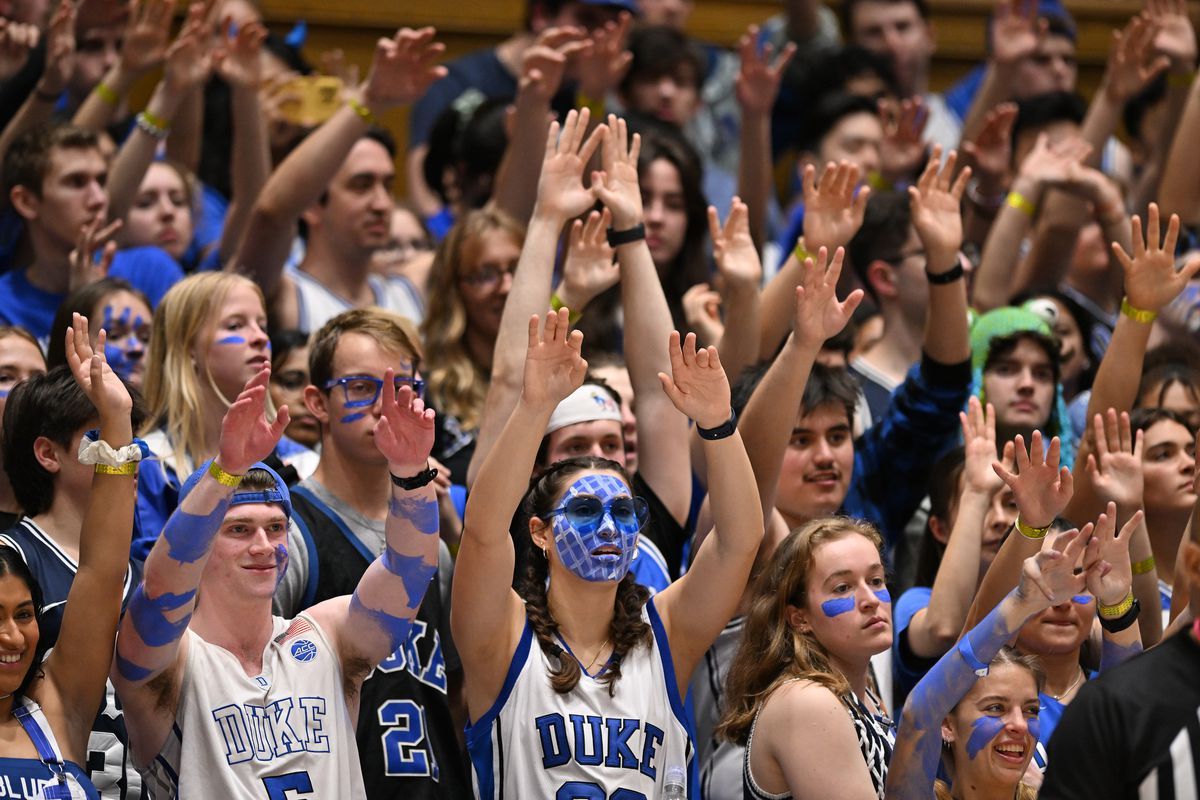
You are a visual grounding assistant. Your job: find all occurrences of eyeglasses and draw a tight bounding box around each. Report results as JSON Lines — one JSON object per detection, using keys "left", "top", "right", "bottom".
{"left": 545, "top": 496, "right": 649, "bottom": 533}
{"left": 323, "top": 374, "right": 425, "bottom": 407}
{"left": 458, "top": 264, "right": 514, "bottom": 289}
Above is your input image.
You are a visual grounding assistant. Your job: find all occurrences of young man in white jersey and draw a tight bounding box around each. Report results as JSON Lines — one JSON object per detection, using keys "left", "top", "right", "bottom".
{"left": 112, "top": 366, "right": 442, "bottom": 797}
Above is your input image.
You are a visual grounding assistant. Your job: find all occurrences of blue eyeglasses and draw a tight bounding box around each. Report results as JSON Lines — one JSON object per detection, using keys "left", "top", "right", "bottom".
{"left": 323, "top": 374, "right": 425, "bottom": 407}
{"left": 545, "top": 496, "right": 649, "bottom": 533}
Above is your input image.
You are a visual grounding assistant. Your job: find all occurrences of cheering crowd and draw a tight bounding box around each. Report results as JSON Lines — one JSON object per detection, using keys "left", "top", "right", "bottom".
{"left": 0, "top": 0, "right": 1196, "bottom": 797}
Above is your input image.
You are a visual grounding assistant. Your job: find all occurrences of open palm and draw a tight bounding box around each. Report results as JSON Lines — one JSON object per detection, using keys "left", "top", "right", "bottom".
{"left": 375, "top": 375, "right": 436, "bottom": 472}
{"left": 657, "top": 331, "right": 731, "bottom": 430}
{"left": 522, "top": 310, "right": 587, "bottom": 409}
{"left": 218, "top": 369, "right": 289, "bottom": 475}
{"left": 792, "top": 246, "right": 864, "bottom": 346}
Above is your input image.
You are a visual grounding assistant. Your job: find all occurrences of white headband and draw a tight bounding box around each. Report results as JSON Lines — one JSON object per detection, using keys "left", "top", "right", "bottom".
{"left": 546, "top": 384, "right": 623, "bottom": 435}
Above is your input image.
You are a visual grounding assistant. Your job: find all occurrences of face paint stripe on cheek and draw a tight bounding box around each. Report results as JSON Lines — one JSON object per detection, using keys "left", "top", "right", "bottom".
{"left": 1071, "top": 595, "right": 1092, "bottom": 605}
{"left": 821, "top": 597, "right": 855, "bottom": 617}
{"left": 216, "top": 335, "right": 247, "bottom": 346}
{"left": 340, "top": 412, "right": 366, "bottom": 424}
{"left": 875, "top": 588, "right": 891, "bottom": 604}
{"left": 965, "top": 715, "right": 1007, "bottom": 760}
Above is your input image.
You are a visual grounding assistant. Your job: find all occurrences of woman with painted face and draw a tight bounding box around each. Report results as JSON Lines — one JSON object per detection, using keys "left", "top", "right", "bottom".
{"left": 0, "top": 315, "right": 139, "bottom": 797}
{"left": 453, "top": 309, "right": 763, "bottom": 797}
{"left": 47, "top": 278, "right": 153, "bottom": 389}
{"left": 886, "top": 509, "right": 1137, "bottom": 800}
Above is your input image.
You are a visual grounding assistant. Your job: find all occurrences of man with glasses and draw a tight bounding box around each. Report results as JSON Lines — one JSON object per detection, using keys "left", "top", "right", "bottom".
{"left": 272, "top": 308, "right": 471, "bottom": 797}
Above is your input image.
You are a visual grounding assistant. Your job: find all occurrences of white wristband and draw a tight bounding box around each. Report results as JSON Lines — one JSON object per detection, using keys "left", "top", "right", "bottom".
{"left": 77, "top": 432, "right": 149, "bottom": 466}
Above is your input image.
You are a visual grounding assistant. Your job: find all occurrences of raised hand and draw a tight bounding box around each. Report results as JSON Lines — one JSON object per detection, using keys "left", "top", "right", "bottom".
{"left": 908, "top": 146, "right": 970, "bottom": 270}
{"left": 534, "top": 109, "right": 606, "bottom": 223}
{"left": 1059, "top": 162, "right": 1125, "bottom": 223}
{"left": 374, "top": 370, "right": 436, "bottom": 475}
{"left": 576, "top": 13, "right": 632, "bottom": 100}
{"left": 961, "top": 102, "right": 1017, "bottom": 188}
{"left": 520, "top": 27, "right": 589, "bottom": 104}
{"left": 710, "top": 198, "right": 763, "bottom": 293}
{"left": 69, "top": 218, "right": 122, "bottom": 292}
{"left": 1017, "top": 132, "right": 1091, "bottom": 185}
{"left": 681, "top": 284, "right": 724, "bottom": 346}
{"left": 961, "top": 396, "right": 1009, "bottom": 496}
{"left": 1103, "top": 15, "right": 1170, "bottom": 105}
{"left": 37, "top": 0, "right": 75, "bottom": 95}
{"left": 64, "top": 312, "right": 132, "bottom": 417}
{"left": 120, "top": 0, "right": 175, "bottom": 77}
{"left": 792, "top": 246, "right": 864, "bottom": 346}
{"left": 1018, "top": 526, "right": 1090, "bottom": 607}
{"left": 163, "top": 4, "right": 216, "bottom": 95}
{"left": 991, "top": 0, "right": 1047, "bottom": 68}
{"left": 556, "top": 208, "right": 620, "bottom": 310}
{"left": 319, "top": 49, "right": 362, "bottom": 99}
{"left": 1083, "top": 502, "right": 1139, "bottom": 606}
{"left": 1114, "top": 203, "right": 1200, "bottom": 313}
{"left": 521, "top": 309, "right": 587, "bottom": 409}
{"left": 1147, "top": 0, "right": 1198, "bottom": 74}
{"left": 0, "top": 19, "right": 40, "bottom": 83}
{"left": 1085, "top": 409, "right": 1144, "bottom": 511}
{"left": 735, "top": 24, "right": 796, "bottom": 117}
{"left": 592, "top": 113, "right": 642, "bottom": 229}
{"left": 801, "top": 161, "right": 870, "bottom": 252}
{"left": 217, "top": 368, "right": 290, "bottom": 475}
{"left": 657, "top": 331, "right": 732, "bottom": 430}
{"left": 214, "top": 17, "right": 267, "bottom": 89}
{"left": 879, "top": 96, "right": 928, "bottom": 182}
{"left": 994, "top": 431, "right": 1074, "bottom": 528}
{"left": 361, "top": 26, "right": 447, "bottom": 111}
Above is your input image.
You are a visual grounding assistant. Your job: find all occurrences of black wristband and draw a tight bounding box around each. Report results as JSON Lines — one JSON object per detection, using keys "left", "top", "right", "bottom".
{"left": 607, "top": 223, "right": 646, "bottom": 248}
{"left": 34, "top": 85, "right": 60, "bottom": 102}
{"left": 696, "top": 409, "right": 738, "bottom": 440}
{"left": 926, "top": 261, "right": 964, "bottom": 285}
{"left": 1097, "top": 598, "right": 1141, "bottom": 634}
{"left": 390, "top": 466, "right": 438, "bottom": 490}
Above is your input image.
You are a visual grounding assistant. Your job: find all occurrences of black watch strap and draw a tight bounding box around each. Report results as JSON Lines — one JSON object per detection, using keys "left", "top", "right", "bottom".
{"left": 390, "top": 466, "right": 438, "bottom": 490}
{"left": 607, "top": 223, "right": 646, "bottom": 248}
{"left": 926, "top": 261, "right": 965, "bottom": 285}
{"left": 696, "top": 409, "right": 738, "bottom": 440}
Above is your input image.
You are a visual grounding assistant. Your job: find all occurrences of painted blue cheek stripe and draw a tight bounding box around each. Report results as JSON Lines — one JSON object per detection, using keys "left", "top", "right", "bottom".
{"left": 349, "top": 593, "right": 413, "bottom": 644}
{"left": 216, "top": 335, "right": 246, "bottom": 345}
{"left": 128, "top": 585, "right": 196, "bottom": 647}
{"left": 161, "top": 502, "right": 228, "bottom": 564}
{"left": 875, "top": 588, "right": 891, "bottom": 603}
{"left": 965, "top": 716, "right": 1006, "bottom": 760}
{"left": 1071, "top": 595, "right": 1092, "bottom": 605}
{"left": 115, "top": 651, "right": 154, "bottom": 682}
{"left": 381, "top": 550, "right": 437, "bottom": 609}
{"left": 339, "top": 412, "right": 366, "bottom": 424}
{"left": 274, "top": 545, "right": 289, "bottom": 589}
{"left": 821, "top": 597, "right": 855, "bottom": 617}
{"left": 1026, "top": 716, "right": 1040, "bottom": 743}
{"left": 390, "top": 495, "right": 439, "bottom": 535}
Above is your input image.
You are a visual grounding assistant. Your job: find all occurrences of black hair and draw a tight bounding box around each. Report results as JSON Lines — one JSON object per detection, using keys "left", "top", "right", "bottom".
{"left": 270, "top": 329, "right": 311, "bottom": 370}
{"left": 422, "top": 94, "right": 510, "bottom": 209}
{"left": 620, "top": 25, "right": 704, "bottom": 97}
{"left": 3, "top": 125, "right": 100, "bottom": 199}
{"left": 847, "top": 191, "right": 913, "bottom": 304}
{"left": 0, "top": 546, "right": 48, "bottom": 700}
{"left": 1012, "top": 91, "right": 1087, "bottom": 146}
{"left": 1012, "top": 288, "right": 1100, "bottom": 392}
{"left": 1124, "top": 74, "right": 1168, "bottom": 145}
{"left": 2, "top": 366, "right": 145, "bottom": 516}
{"left": 840, "top": 0, "right": 929, "bottom": 37}
{"left": 1130, "top": 406, "right": 1194, "bottom": 435}
{"left": 984, "top": 330, "right": 1062, "bottom": 388}
{"left": 913, "top": 447, "right": 966, "bottom": 588}
{"left": 797, "top": 92, "right": 880, "bottom": 156}
{"left": 798, "top": 45, "right": 900, "bottom": 102}
{"left": 731, "top": 360, "right": 859, "bottom": 424}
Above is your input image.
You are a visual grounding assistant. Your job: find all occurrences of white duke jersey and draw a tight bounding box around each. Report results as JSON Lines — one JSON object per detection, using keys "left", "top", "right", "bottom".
{"left": 143, "top": 614, "right": 366, "bottom": 799}
{"left": 466, "top": 598, "right": 696, "bottom": 799}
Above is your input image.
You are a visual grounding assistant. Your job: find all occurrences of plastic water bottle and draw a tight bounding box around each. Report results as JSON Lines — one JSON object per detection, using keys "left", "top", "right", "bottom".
{"left": 662, "top": 765, "right": 686, "bottom": 799}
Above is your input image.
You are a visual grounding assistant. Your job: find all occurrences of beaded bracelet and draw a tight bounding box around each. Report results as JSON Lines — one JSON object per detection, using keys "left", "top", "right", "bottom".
{"left": 135, "top": 111, "right": 170, "bottom": 140}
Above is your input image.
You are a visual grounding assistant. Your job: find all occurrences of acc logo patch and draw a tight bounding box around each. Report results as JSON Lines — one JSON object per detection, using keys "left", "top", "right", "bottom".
{"left": 290, "top": 639, "right": 318, "bottom": 663}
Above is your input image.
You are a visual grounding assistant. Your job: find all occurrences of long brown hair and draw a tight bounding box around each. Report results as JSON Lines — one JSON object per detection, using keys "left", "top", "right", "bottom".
{"left": 516, "top": 456, "right": 652, "bottom": 696}
{"left": 718, "top": 517, "right": 883, "bottom": 745}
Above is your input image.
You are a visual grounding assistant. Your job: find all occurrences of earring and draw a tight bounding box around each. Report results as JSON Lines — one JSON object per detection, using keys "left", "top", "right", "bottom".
{"left": 541, "top": 546, "right": 548, "bottom": 559}
{"left": 941, "top": 738, "right": 952, "bottom": 750}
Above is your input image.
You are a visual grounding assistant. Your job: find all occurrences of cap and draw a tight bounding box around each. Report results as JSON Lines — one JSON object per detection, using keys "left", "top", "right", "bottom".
{"left": 179, "top": 458, "right": 293, "bottom": 520}
{"left": 546, "top": 384, "right": 623, "bottom": 435}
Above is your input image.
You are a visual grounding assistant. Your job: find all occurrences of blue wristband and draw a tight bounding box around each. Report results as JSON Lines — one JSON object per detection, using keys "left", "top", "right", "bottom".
{"left": 958, "top": 637, "right": 990, "bottom": 677}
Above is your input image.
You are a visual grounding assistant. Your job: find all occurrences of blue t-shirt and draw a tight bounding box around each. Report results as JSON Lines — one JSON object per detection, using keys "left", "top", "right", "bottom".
{"left": 891, "top": 586, "right": 935, "bottom": 707}
{"left": 408, "top": 49, "right": 516, "bottom": 149}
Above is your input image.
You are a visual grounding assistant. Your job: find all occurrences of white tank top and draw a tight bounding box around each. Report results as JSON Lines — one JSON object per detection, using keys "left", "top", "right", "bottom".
{"left": 466, "top": 598, "right": 695, "bottom": 798}
{"left": 289, "top": 266, "right": 423, "bottom": 333}
{"left": 143, "top": 614, "right": 366, "bottom": 799}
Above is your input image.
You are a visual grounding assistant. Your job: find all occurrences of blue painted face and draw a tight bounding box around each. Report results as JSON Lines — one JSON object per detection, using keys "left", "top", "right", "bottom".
{"left": 549, "top": 474, "right": 642, "bottom": 583}
{"left": 101, "top": 303, "right": 149, "bottom": 382}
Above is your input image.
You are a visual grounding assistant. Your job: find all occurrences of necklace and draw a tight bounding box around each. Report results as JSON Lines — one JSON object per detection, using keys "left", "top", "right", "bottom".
{"left": 582, "top": 637, "right": 612, "bottom": 673}
{"left": 1048, "top": 667, "right": 1084, "bottom": 701}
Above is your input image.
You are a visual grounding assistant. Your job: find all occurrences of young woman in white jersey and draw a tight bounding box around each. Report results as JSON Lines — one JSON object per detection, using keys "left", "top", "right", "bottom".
{"left": 0, "top": 315, "right": 138, "bottom": 798}
{"left": 454, "top": 308, "right": 763, "bottom": 797}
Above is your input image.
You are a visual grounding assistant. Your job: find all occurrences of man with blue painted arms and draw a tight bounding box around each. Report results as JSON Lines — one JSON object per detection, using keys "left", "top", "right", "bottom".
{"left": 111, "top": 364, "right": 442, "bottom": 798}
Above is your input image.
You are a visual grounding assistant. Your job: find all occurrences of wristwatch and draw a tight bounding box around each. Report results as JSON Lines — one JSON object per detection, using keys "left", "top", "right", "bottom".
{"left": 390, "top": 466, "right": 439, "bottom": 490}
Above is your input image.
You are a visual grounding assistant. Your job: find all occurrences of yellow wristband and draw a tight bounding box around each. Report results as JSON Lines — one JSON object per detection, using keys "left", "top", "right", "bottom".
{"left": 1120, "top": 297, "right": 1158, "bottom": 324}
{"left": 348, "top": 97, "right": 377, "bottom": 125}
{"left": 140, "top": 108, "right": 170, "bottom": 131}
{"left": 1015, "top": 516, "right": 1050, "bottom": 540}
{"left": 576, "top": 91, "right": 605, "bottom": 119}
{"left": 94, "top": 81, "right": 118, "bottom": 106}
{"left": 793, "top": 240, "right": 813, "bottom": 264}
{"left": 1131, "top": 555, "right": 1157, "bottom": 576}
{"left": 1005, "top": 191, "right": 1037, "bottom": 218}
{"left": 95, "top": 462, "right": 137, "bottom": 476}
{"left": 208, "top": 460, "right": 244, "bottom": 487}
{"left": 549, "top": 293, "right": 582, "bottom": 325}
{"left": 1098, "top": 588, "right": 1135, "bottom": 619}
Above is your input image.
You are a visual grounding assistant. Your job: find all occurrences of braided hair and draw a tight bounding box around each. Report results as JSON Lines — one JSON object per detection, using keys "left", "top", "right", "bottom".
{"left": 516, "top": 456, "right": 652, "bottom": 696}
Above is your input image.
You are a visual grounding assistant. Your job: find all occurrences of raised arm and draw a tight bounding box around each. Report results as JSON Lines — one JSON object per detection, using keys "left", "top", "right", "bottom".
{"left": 888, "top": 527, "right": 1090, "bottom": 800}
{"left": 307, "top": 375, "right": 440, "bottom": 678}
{"left": 957, "top": 0, "right": 1043, "bottom": 141}
{"left": 230, "top": 27, "right": 446, "bottom": 299}
{"left": 964, "top": 432, "right": 1074, "bottom": 631}
{"left": 467, "top": 110, "right": 606, "bottom": 487}
{"left": 1083, "top": 503, "right": 1143, "bottom": 671}
{"left": 708, "top": 198, "right": 763, "bottom": 383}
{"left": 44, "top": 315, "right": 137, "bottom": 737}
{"left": 655, "top": 331, "right": 763, "bottom": 688}
{"left": 593, "top": 115, "right": 691, "bottom": 524}
{"left": 452, "top": 310, "right": 587, "bottom": 713}
{"left": 906, "top": 398, "right": 1012, "bottom": 659}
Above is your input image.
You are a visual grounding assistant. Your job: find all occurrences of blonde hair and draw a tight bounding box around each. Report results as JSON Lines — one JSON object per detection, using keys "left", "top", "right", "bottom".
{"left": 420, "top": 208, "right": 524, "bottom": 431}
{"left": 141, "top": 272, "right": 266, "bottom": 476}
{"left": 718, "top": 516, "right": 884, "bottom": 745}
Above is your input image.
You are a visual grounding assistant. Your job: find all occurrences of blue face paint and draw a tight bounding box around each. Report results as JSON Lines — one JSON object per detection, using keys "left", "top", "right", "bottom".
{"left": 1026, "top": 714, "right": 1040, "bottom": 743}
{"left": 875, "top": 588, "right": 891, "bottom": 604}
{"left": 274, "top": 544, "right": 289, "bottom": 590}
{"left": 390, "top": 495, "right": 439, "bottom": 535}
{"left": 216, "top": 335, "right": 247, "bottom": 346}
{"left": 339, "top": 412, "right": 366, "bottom": 424}
{"left": 820, "top": 597, "right": 856, "bottom": 617}
{"left": 162, "top": 501, "right": 228, "bottom": 564}
{"left": 114, "top": 651, "right": 154, "bottom": 682}
{"left": 550, "top": 474, "right": 639, "bottom": 583}
{"left": 349, "top": 593, "right": 414, "bottom": 646}
{"left": 1071, "top": 595, "right": 1092, "bottom": 605}
{"left": 965, "top": 715, "right": 1007, "bottom": 760}
{"left": 380, "top": 548, "right": 437, "bottom": 609}
{"left": 128, "top": 584, "right": 196, "bottom": 647}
